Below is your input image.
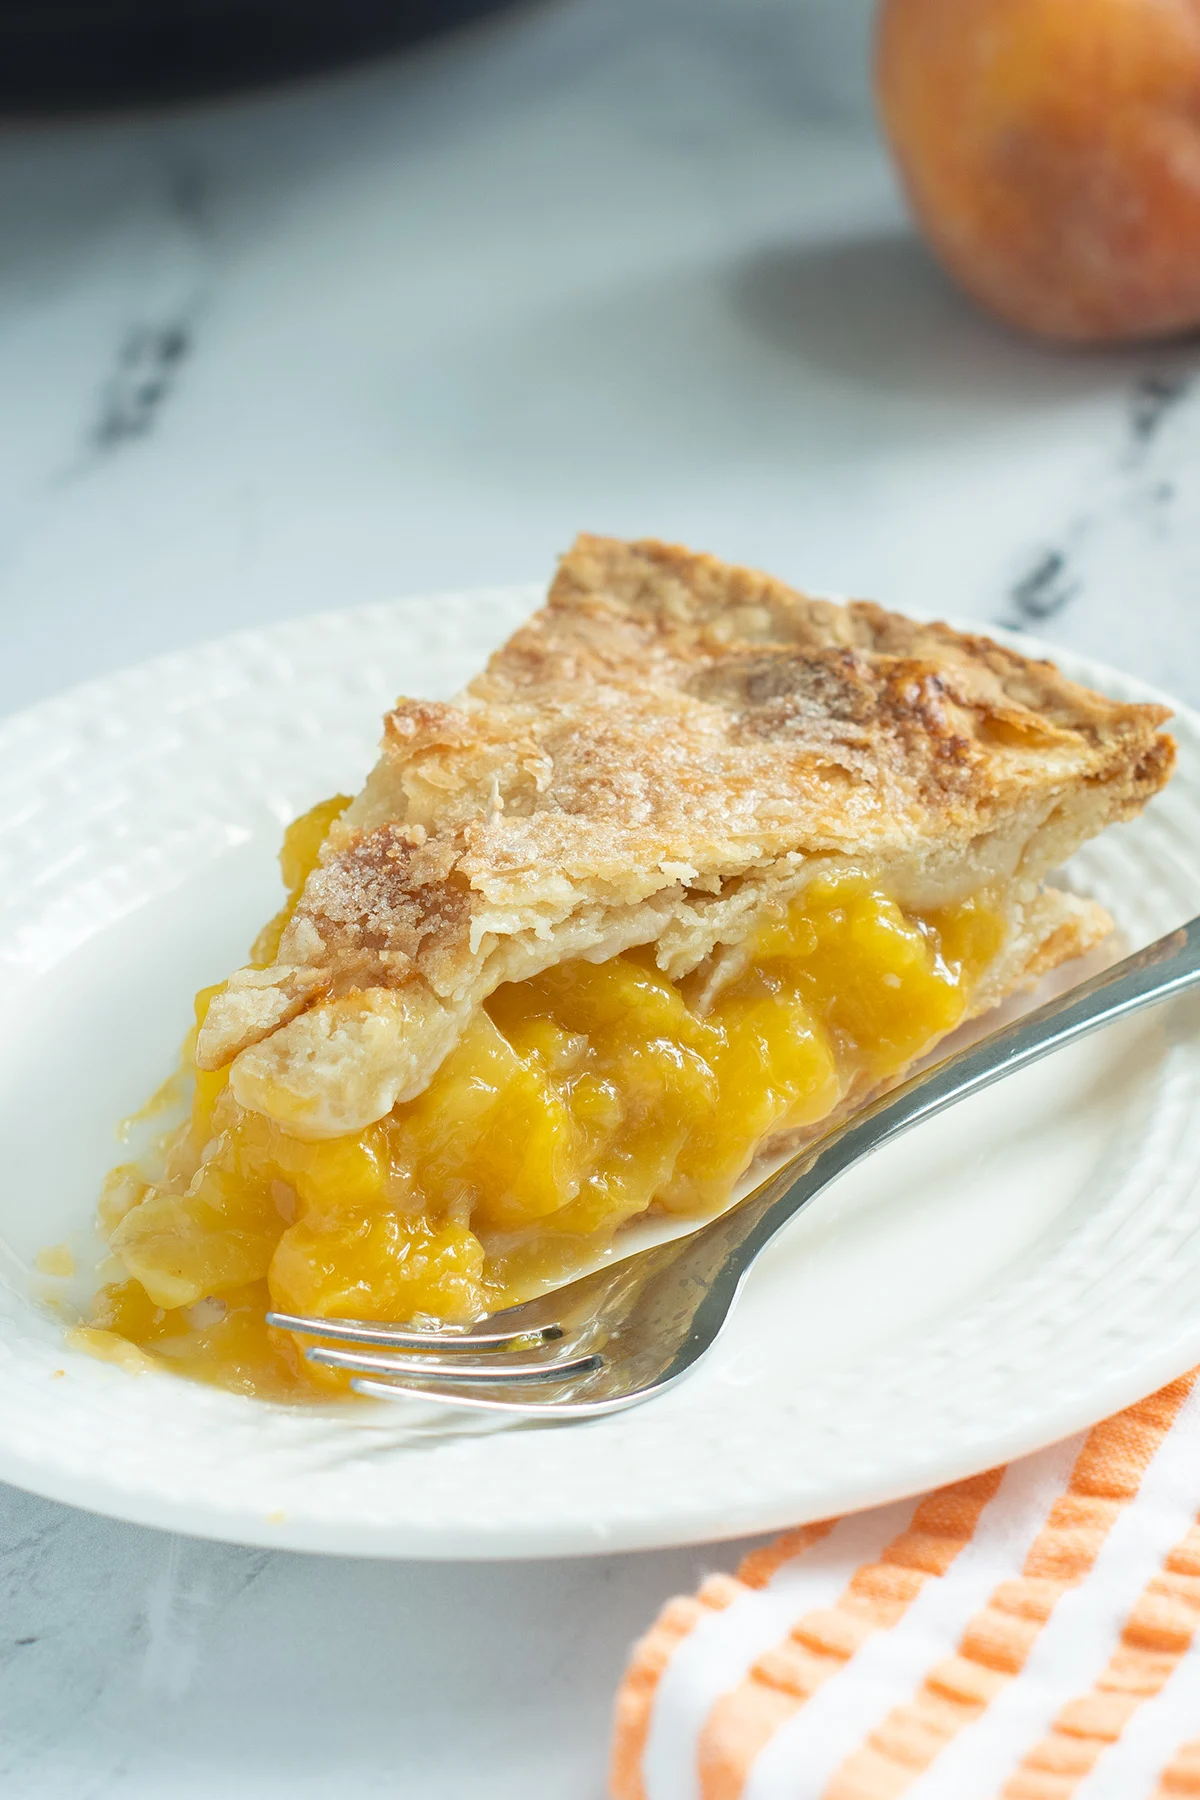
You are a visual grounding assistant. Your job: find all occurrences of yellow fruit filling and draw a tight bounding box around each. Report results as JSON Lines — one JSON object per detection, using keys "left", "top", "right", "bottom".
{"left": 84, "top": 799, "right": 1004, "bottom": 1401}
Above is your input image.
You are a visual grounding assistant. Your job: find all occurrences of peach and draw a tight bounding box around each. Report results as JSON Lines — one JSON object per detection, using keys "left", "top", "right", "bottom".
{"left": 876, "top": 0, "right": 1200, "bottom": 342}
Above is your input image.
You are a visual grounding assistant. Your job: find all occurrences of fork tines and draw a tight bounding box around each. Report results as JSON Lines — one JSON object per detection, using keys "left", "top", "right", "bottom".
{"left": 265, "top": 1309, "right": 597, "bottom": 1391}
{"left": 304, "top": 1343, "right": 601, "bottom": 1384}
{"left": 266, "top": 1310, "right": 563, "bottom": 1353}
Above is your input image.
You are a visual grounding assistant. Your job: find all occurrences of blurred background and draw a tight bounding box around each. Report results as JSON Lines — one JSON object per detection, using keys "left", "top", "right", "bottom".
{"left": 2, "top": 0, "right": 1197, "bottom": 727}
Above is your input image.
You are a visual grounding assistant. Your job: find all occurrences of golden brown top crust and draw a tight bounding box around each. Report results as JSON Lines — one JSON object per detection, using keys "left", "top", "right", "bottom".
{"left": 195, "top": 534, "right": 1174, "bottom": 1133}
{"left": 299, "top": 532, "right": 1171, "bottom": 970}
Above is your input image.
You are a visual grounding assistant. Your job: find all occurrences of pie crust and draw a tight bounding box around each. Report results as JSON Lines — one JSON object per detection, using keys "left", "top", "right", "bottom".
{"left": 197, "top": 534, "right": 1174, "bottom": 1138}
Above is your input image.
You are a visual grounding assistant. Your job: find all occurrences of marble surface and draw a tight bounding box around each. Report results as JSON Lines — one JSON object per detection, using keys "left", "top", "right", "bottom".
{"left": 2, "top": 0, "right": 1200, "bottom": 1794}
{"left": 0, "top": 1485, "right": 737, "bottom": 1797}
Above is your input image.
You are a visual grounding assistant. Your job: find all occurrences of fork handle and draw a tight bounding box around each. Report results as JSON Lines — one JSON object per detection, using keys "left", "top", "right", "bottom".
{"left": 727, "top": 912, "right": 1200, "bottom": 1278}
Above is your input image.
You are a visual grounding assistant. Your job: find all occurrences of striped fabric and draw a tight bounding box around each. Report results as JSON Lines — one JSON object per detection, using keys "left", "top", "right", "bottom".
{"left": 611, "top": 1372, "right": 1200, "bottom": 1800}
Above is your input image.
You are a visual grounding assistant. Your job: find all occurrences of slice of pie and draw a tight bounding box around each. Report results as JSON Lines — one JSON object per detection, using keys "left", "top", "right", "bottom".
{"left": 84, "top": 535, "right": 1175, "bottom": 1398}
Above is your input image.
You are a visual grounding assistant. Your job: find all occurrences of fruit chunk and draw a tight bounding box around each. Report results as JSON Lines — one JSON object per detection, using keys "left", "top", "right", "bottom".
{"left": 877, "top": 0, "right": 1200, "bottom": 341}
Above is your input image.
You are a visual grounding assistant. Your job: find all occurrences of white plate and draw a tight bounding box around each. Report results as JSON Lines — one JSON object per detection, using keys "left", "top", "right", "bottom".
{"left": 1, "top": 591, "right": 1198, "bottom": 1560}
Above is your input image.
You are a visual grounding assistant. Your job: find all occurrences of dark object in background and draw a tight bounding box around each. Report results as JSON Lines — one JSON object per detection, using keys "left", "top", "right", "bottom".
{"left": 0, "top": 0, "right": 525, "bottom": 113}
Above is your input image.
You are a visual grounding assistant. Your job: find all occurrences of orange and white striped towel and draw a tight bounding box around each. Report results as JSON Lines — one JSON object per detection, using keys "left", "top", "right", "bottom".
{"left": 611, "top": 1371, "right": 1200, "bottom": 1800}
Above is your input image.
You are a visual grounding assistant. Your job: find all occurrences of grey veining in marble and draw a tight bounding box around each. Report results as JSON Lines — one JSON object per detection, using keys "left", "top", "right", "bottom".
{"left": 3, "top": 0, "right": 1200, "bottom": 1794}
{"left": 2, "top": 0, "right": 1197, "bottom": 727}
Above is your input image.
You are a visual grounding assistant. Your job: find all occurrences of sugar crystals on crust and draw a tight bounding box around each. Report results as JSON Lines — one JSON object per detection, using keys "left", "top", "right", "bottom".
{"left": 196, "top": 534, "right": 1174, "bottom": 1136}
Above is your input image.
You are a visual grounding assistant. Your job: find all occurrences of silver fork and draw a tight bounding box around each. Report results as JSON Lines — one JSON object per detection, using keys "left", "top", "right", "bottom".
{"left": 268, "top": 914, "right": 1200, "bottom": 1419}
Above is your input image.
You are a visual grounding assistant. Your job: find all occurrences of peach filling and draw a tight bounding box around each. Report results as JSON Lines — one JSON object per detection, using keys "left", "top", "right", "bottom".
{"left": 85, "top": 800, "right": 1003, "bottom": 1400}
